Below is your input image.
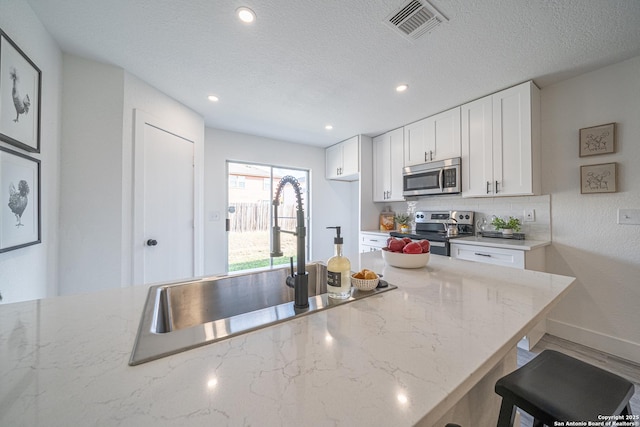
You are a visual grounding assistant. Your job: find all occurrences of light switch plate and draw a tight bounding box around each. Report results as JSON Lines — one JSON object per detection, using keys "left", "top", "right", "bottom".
{"left": 618, "top": 208, "right": 640, "bottom": 225}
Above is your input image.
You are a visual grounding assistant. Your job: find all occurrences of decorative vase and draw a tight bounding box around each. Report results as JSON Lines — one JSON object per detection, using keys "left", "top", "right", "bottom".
{"left": 399, "top": 224, "right": 410, "bottom": 234}
{"left": 501, "top": 228, "right": 513, "bottom": 236}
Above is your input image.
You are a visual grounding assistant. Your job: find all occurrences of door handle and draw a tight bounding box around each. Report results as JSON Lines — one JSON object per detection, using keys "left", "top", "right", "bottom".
{"left": 146, "top": 239, "right": 158, "bottom": 246}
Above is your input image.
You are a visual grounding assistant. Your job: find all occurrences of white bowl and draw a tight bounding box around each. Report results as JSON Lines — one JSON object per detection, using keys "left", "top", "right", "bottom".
{"left": 381, "top": 248, "right": 430, "bottom": 269}
{"left": 351, "top": 275, "right": 379, "bottom": 291}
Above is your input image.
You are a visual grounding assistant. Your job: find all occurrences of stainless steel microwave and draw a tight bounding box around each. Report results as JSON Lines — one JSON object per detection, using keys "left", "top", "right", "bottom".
{"left": 402, "top": 157, "right": 461, "bottom": 196}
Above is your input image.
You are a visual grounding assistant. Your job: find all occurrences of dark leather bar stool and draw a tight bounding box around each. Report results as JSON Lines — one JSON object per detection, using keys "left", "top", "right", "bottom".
{"left": 495, "top": 350, "right": 634, "bottom": 427}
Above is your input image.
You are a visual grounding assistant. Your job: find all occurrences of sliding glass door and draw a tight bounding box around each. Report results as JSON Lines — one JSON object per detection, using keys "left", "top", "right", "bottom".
{"left": 227, "top": 162, "right": 309, "bottom": 272}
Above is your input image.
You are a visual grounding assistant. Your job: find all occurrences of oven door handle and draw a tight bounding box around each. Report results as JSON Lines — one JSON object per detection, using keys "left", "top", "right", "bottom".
{"left": 439, "top": 168, "right": 444, "bottom": 192}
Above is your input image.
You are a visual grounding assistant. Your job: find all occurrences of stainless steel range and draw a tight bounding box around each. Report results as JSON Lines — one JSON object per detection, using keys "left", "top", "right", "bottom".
{"left": 390, "top": 210, "right": 475, "bottom": 256}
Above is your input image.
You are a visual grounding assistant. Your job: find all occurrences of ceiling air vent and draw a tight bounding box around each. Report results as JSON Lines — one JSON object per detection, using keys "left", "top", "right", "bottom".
{"left": 385, "top": 0, "right": 449, "bottom": 42}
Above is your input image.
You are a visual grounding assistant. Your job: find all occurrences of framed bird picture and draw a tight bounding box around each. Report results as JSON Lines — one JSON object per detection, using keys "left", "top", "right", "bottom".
{"left": 0, "top": 28, "right": 41, "bottom": 153}
{"left": 0, "top": 145, "right": 41, "bottom": 252}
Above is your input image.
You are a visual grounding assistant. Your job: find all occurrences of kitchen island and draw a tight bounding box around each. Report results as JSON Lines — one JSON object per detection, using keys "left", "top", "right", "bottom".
{"left": 0, "top": 251, "right": 575, "bottom": 426}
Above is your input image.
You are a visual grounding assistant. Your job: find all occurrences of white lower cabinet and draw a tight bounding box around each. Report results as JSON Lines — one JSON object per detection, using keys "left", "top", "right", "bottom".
{"left": 360, "top": 232, "right": 388, "bottom": 253}
{"left": 450, "top": 242, "right": 546, "bottom": 350}
{"left": 450, "top": 243, "right": 545, "bottom": 271}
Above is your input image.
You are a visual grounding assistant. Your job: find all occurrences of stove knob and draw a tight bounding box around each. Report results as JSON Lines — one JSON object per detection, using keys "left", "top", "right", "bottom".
{"left": 465, "top": 214, "right": 470, "bottom": 219}
{"left": 459, "top": 214, "right": 464, "bottom": 220}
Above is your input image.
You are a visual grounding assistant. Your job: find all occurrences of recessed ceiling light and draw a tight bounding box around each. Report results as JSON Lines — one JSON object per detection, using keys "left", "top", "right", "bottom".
{"left": 325, "top": 125, "right": 333, "bottom": 130}
{"left": 208, "top": 95, "right": 219, "bottom": 102}
{"left": 236, "top": 7, "right": 256, "bottom": 23}
{"left": 396, "top": 84, "right": 409, "bottom": 92}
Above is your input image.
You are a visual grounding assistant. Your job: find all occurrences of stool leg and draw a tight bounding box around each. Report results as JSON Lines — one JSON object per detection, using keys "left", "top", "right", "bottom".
{"left": 496, "top": 401, "right": 515, "bottom": 427}
{"left": 622, "top": 403, "right": 632, "bottom": 415}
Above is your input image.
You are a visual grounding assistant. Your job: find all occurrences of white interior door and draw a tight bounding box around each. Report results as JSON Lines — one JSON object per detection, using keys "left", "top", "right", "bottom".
{"left": 133, "top": 111, "right": 195, "bottom": 285}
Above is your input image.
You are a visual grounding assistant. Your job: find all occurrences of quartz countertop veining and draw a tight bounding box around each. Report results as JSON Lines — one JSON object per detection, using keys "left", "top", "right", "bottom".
{"left": 0, "top": 251, "right": 574, "bottom": 426}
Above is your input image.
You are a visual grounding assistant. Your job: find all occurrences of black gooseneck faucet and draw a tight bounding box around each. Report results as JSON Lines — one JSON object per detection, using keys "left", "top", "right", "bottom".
{"left": 270, "top": 175, "right": 309, "bottom": 310}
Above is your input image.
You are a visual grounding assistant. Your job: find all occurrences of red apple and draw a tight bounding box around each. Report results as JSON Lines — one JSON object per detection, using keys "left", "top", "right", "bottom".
{"left": 403, "top": 242, "right": 423, "bottom": 254}
{"left": 387, "top": 238, "right": 406, "bottom": 252}
{"left": 402, "top": 237, "right": 412, "bottom": 244}
{"left": 418, "top": 239, "right": 430, "bottom": 253}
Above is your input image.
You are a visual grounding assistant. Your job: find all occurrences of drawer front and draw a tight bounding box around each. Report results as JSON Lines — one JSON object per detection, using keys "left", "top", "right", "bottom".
{"left": 450, "top": 243, "right": 525, "bottom": 269}
{"left": 360, "top": 233, "right": 388, "bottom": 249}
{"left": 360, "top": 244, "right": 380, "bottom": 253}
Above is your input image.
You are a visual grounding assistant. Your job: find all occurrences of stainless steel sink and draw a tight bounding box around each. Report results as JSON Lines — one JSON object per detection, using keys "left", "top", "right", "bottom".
{"left": 130, "top": 262, "right": 396, "bottom": 365}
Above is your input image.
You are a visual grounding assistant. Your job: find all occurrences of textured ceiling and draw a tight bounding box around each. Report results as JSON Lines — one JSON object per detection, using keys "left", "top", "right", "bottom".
{"left": 25, "top": 0, "right": 640, "bottom": 147}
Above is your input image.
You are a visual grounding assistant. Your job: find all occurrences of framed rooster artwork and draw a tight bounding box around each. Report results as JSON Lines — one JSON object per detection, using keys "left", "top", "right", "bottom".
{"left": 0, "top": 145, "right": 40, "bottom": 252}
{"left": 0, "top": 28, "right": 41, "bottom": 153}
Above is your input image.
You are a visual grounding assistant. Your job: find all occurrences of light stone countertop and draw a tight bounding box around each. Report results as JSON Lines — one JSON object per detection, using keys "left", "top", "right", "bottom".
{"left": 361, "top": 229, "right": 395, "bottom": 235}
{"left": 0, "top": 251, "right": 574, "bottom": 427}
{"left": 453, "top": 235, "right": 551, "bottom": 251}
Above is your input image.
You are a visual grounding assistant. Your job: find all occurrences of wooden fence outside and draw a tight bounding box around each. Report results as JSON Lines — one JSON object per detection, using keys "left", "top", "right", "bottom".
{"left": 229, "top": 202, "right": 297, "bottom": 232}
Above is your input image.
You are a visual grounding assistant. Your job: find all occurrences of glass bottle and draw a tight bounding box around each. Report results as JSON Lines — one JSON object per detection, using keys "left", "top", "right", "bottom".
{"left": 327, "top": 226, "right": 351, "bottom": 299}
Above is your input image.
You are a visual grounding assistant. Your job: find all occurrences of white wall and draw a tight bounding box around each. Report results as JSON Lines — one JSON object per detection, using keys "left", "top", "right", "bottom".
{"left": 58, "top": 55, "right": 124, "bottom": 295}
{"left": 0, "top": 0, "right": 62, "bottom": 303}
{"left": 204, "top": 128, "right": 356, "bottom": 275}
{"left": 541, "top": 56, "right": 640, "bottom": 363}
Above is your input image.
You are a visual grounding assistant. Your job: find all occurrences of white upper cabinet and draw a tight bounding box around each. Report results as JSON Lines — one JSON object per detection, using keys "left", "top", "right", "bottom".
{"left": 430, "top": 107, "right": 462, "bottom": 161}
{"left": 326, "top": 135, "right": 359, "bottom": 181}
{"left": 404, "top": 117, "right": 429, "bottom": 166}
{"left": 373, "top": 127, "right": 404, "bottom": 202}
{"left": 404, "top": 106, "right": 461, "bottom": 166}
{"left": 461, "top": 81, "right": 541, "bottom": 197}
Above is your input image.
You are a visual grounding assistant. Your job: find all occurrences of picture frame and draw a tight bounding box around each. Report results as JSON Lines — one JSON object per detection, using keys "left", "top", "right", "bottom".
{"left": 0, "top": 28, "right": 41, "bottom": 153}
{"left": 579, "top": 122, "right": 615, "bottom": 157}
{"left": 580, "top": 162, "right": 617, "bottom": 194}
{"left": 0, "top": 145, "right": 41, "bottom": 252}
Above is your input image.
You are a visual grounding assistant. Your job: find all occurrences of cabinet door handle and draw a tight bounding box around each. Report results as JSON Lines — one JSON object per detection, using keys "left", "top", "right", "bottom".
{"left": 430, "top": 150, "right": 433, "bottom": 161}
{"left": 486, "top": 181, "right": 491, "bottom": 194}
{"left": 495, "top": 181, "right": 500, "bottom": 193}
{"left": 424, "top": 152, "right": 428, "bottom": 162}
{"left": 475, "top": 252, "right": 492, "bottom": 257}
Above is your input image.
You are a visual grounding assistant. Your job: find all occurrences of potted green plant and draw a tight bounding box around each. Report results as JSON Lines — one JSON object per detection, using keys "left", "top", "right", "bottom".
{"left": 491, "top": 216, "right": 521, "bottom": 236}
{"left": 395, "top": 213, "right": 411, "bottom": 233}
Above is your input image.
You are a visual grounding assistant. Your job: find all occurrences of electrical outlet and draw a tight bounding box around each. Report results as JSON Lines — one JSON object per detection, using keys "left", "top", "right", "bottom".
{"left": 618, "top": 208, "right": 640, "bottom": 225}
{"left": 524, "top": 209, "right": 535, "bottom": 222}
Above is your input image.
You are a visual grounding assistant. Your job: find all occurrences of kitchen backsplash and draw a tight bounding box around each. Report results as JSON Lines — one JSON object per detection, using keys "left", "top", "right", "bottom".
{"left": 383, "top": 194, "right": 551, "bottom": 241}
